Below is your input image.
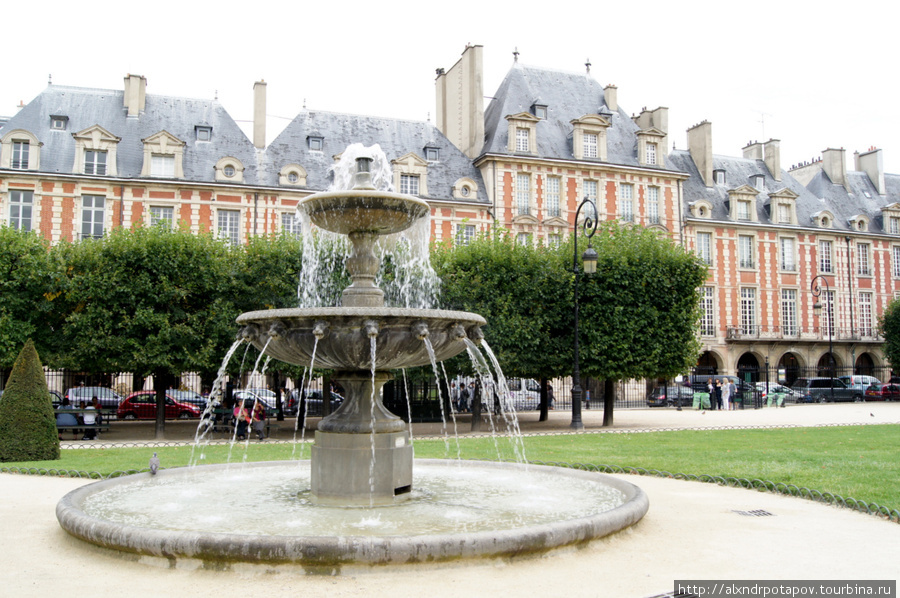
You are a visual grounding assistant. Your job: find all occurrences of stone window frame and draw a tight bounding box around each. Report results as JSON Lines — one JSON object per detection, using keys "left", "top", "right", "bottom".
{"left": 812, "top": 210, "right": 835, "bottom": 229}
{"left": 689, "top": 199, "right": 714, "bottom": 219}
{"left": 695, "top": 229, "right": 715, "bottom": 266}
{"left": 880, "top": 203, "right": 900, "bottom": 234}
{"left": 215, "top": 207, "right": 241, "bottom": 246}
{"left": 767, "top": 188, "right": 799, "bottom": 226}
{"left": 148, "top": 205, "right": 176, "bottom": 229}
{"left": 279, "top": 164, "right": 307, "bottom": 186}
{"left": 570, "top": 114, "right": 610, "bottom": 161}
{"left": 737, "top": 233, "right": 757, "bottom": 270}
{"left": 849, "top": 214, "right": 870, "bottom": 233}
{"left": 636, "top": 128, "right": 666, "bottom": 167}
{"left": 214, "top": 156, "right": 245, "bottom": 183}
{"left": 452, "top": 177, "right": 478, "bottom": 201}
{"left": 506, "top": 112, "right": 540, "bottom": 155}
{"left": 72, "top": 124, "right": 121, "bottom": 176}
{"left": 1, "top": 129, "right": 42, "bottom": 170}
{"left": 779, "top": 235, "right": 798, "bottom": 272}
{"left": 80, "top": 194, "right": 106, "bottom": 241}
{"left": 7, "top": 189, "right": 34, "bottom": 231}
{"left": 140, "top": 130, "right": 185, "bottom": 179}
{"left": 391, "top": 153, "right": 429, "bottom": 196}
{"left": 727, "top": 185, "right": 759, "bottom": 222}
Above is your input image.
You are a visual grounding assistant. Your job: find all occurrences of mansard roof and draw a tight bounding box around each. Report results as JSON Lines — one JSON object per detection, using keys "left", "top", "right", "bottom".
{"left": 265, "top": 110, "right": 488, "bottom": 201}
{"left": 0, "top": 84, "right": 259, "bottom": 183}
{"left": 482, "top": 64, "right": 677, "bottom": 170}
{"left": 805, "top": 170, "right": 900, "bottom": 233}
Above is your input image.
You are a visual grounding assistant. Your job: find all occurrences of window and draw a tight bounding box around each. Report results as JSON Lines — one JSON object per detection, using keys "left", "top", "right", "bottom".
{"left": 583, "top": 133, "right": 598, "bottom": 158}
{"left": 548, "top": 233, "right": 561, "bottom": 247}
{"left": 223, "top": 165, "right": 236, "bottom": 178}
{"left": 196, "top": 127, "right": 212, "bottom": 141}
{"left": 893, "top": 246, "right": 900, "bottom": 278}
{"left": 858, "top": 243, "right": 871, "bottom": 275}
{"left": 534, "top": 104, "right": 547, "bottom": 119}
{"left": 51, "top": 117, "right": 67, "bottom": 130}
{"left": 740, "top": 288, "right": 757, "bottom": 335}
{"left": 456, "top": 224, "right": 475, "bottom": 245}
{"left": 697, "top": 232, "right": 712, "bottom": 265}
{"left": 151, "top": 154, "right": 175, "bottom": 177}
{"left": 149, "top": 206, "right": 174, "bottom": 229}
{"left": 820, "top": 240, "right": 833, "bottom": 273}
{"left": 517, "top": 232, "right": 530, "bottom": 246}
{"left": 738, "top": 235, "right": 754, "bottom": 269}
{"left": 619, "top": 183, "right": 634, "bottom": 222}
{"left": 752, "top": 175, "right": 765, "bottom": 192}
{"left": 546, "top": 177, "right": 561, "bottom": 217}
{"left": 12, "top": 141, "right": 29, "bottom": 169}
{"left": 860, "top": 293, "right": 873, "bottom": 336}
{"left": 891, "top": 217, "right": 900, "bottom": 235}
{"left": 217, "top": 210, "right": 240, "bottom": 245}
{"left": 516, "top": 174, "right": 530, "bottom": 216}
{"left": 425, "top": 147, "right": 439, "bottom": 161}
{"left": 700, "top": 287, "right": 715, "bottom": 336}
{"left": 281, "top": 212, "right": 301, "bottom": 237}
{"left": 583, "top": 180, "right": 598, "bottom": 205}
{"left": 515, "top": 128, "right": 529, "bottom": 152}
{"left": 8, "top": 190, "right": 33, "bottom": 231}
{"left": 780, "top": 237, "right": 795, "bottom": 271}
{"left": 777, "top": 204, "right": 791, "bottom": 224}
{"left": 714, "top": 170, "right": 726, "bottom": 185}
{"left": 400, "top": 174, "right": 419, "bottom": 195}
{"left": 781, "top": 289, "right": 798, "bottom": 336}
{"left": 646, "top": 142, "right": 657, "bottom": 165}
{"left": 81, "top": 195, "right": 105, "bottom": 240}
{"left": 309, "top": 137, "right": 323, "bottom": 151}
{"left": 736, "top": 200, "right": 751, "bottom": 221}
{"left": 288, "top": 172, "right": 299, "bottom": 183}
{"left": 84, "top": 150, "right": 107, "bottom": 175}
{"left": 823, "top": 290, "right": 835, "bottom": 337}
{"left": 647, "top": 187, "right": 660, "bottom": 224}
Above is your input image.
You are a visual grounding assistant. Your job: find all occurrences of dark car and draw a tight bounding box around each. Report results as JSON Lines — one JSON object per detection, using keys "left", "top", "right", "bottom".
{"left": 646, "top": 385, "right": 695, "bottom": 407}
{"left": 233, "top": 391, "right": 278, "bottom": 417}
{"left": 117, "top": 391, "right": 201, "bottom": 420}
{"left": 790, "top": 377, "right": 863, "bottom": 403}
{"left": 167, "top": 389, "right": 209, "bottom": 411}
{"left": 864, "top": 383, "right": 900, "bottom": 402}
{"left": 300, "top": 390, "right": 344, "bottom": 416}
{"left": 65, "top": 386, "right": 123, "bottom": 409}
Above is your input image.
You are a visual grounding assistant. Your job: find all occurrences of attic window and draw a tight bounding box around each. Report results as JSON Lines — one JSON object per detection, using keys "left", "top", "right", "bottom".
{"left": 425, "top": 147, "right": 439, "bottom": 161}
{"left": 196, "top": 126, "right": 212, "bottom": 141}
{"left": 714, "top": 170, "right": 726, "bottom": 185}
{"left": 50, "top": 116, "right": 68, "bottom": 130}
{"left": 751, "top": 174, "right": 765, "bottom": 192}
{"left": 308, "top": 137, "right": 324, "bottom": 151}
{"left": 533, "top": 104, "right": 547, "bottom": 119}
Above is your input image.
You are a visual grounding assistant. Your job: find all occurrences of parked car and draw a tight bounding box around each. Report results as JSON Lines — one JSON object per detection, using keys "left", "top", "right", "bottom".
{"left": 65, "top": 386, "right": 123, "bottom": 409}
{"left": 507, "top": 378, "right": 540, "bottom": 411}
{"left": 753, "top": 383, "right": 801, "bottom": 402}
{"left": 117, "top": 391, "right": 201, "bottom": 420}
{"left": 167, "top": 389, "right": 209, "bottom": 411}
{"left": 837, "top": 375, "right": 881, "bottom": 393}
{"left": 298, "top": 390, "right": 344, "bottom": 416}
{"left": 233, "top": 390, "right": 277, "bottom": 416}
{"left": 646, "top": 385, "right": 695, "bottom": 407}
{"left": 864, "top": 383, "right": 900, "bottom": 402}
{"left": 790, "top": 377, "right": 863, "bottom": 403}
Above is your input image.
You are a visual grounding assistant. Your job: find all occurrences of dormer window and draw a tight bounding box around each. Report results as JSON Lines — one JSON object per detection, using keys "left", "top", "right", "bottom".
{"left": 583, "top": 133, "right": 598, "bottom": 158}
{"left": 505, "top": 113, "right": 539, "bottom": 155}
{"left": 767, "top": 188, "right": 799, "bottom": 225}
{"left": 850, "top": 215, "right": 869, "bottom": 232}
{"left": 279, "top": 164, "right": 307, "bottom": 186}
{"left": 141, "top": 130, "right": 185, "bottom": 179}
{"left": 812, "top": 210, "right": 834, "bottom": 229}
{"left": 196, "top": 126, "right": 212, "bottom": 141}
{"left": 646, "top": 142, "right": 657, "bottom": 165}
{"left": 72, "top": 125, "right": 120, "bottom": 176}
{"left": 516, "top": 128, "right": 530, "bottom": 152}
{"left": 425, "top": 147, "right": 440, "bottom": 162}
{"left": 214, "top": 157, "right": 244, "bottom": 183}
{"left": 714, "top": 170, "right": 726, "bottom": 185}
{"left": 392, "top": 153, "right": 429, "bottom": 196}
{"left": 532, "top": 103, "right": 547, "bottom": 119}
{"left": 50, "top": 116, "right": 68, "bottom": 131}
{"left": 571, "top": 114, "right": 610, "bottom": 161}
{"left": 400, "top": 174, "right": 420, "bottom": 195}
{"left": 690, "top": 200, "right": 714, "bottom": 219}
{"left": 12, "top": 141, "right": 30, "bottom": 169}
{"left": 751, "top": 174, "right": 765, "bottom": 192}
{"left": 308, "top": 136, "right": 324, "bottom": 151}
{"left": 636, "top": 128, "right": 666, "bottom": 167}
{"left": 727, "top": 186, "right": 760, "bottom": 222}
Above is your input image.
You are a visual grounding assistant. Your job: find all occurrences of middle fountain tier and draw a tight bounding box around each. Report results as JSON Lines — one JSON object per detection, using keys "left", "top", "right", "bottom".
{"left": 236, "top": 151, "right": 485, "bottom": 506}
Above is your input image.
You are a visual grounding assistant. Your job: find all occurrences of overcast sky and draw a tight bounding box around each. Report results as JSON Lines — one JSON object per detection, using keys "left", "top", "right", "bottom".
{"left": 5, "top": 0, "right": 898, "bottom": 174}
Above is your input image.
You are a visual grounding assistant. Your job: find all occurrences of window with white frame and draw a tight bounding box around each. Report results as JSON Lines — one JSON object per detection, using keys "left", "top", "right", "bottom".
{"left": 893, "top": 246, "right": 900, "bottom": 278}
{"left": 860, "top": 292, "right": 873, "bottom": 335}
{"left": 891, "top": 216, "right": 900, "bottom": 235}
{"left": 780, "top": 237, "right": 795, "bottom": 271}
{"left": 646, "top": 142, "right": 657, "bottom": 165}
{"left": 149, "top": 206, "right": 174, "bottom": 229}
{"left": 583, "top": 180, "right": 598, "bottom": 205}
{"left": 516, "top": 173, "right": 531, "bottom": 216}
{"left": 619, "top": 183, "right": 634, "bottom": 222}
{"left": 8, "top": 190, "right": 33, "bottom": 231}
{"left": 400, "top": 174, "right": 420, "bottom": 195}
{"left": 151, "top": 154, "right": 175, "bottom": 177}
{"left": 583, "top": 133, "right": 598, "bottom": 158}
{"left": 517, "top": 232, "right": 530, "bottom": 246}
{"left": 858, "top": 243, "right": 871, "bottom": 275}
{"left": 781, "top": 289, "right": 798, "bottom": 336}
{"left": 515, "top": 128, "right": 529, "bottom": 152}
{"left": 820, "top": 240, "right": 833, "bottom": 273}
{"left": 697, "top": 232, "right": 712, "bottom": 265}
{"left": 81, "top": 195, "right": 105, "bottom": 240}
{"left": 281, "top": 212, "right": 301, "bottom": 237}
{"left": 84, "top": 150, "right": 108, "bottom": 175}
{"left": 196, "top": 126, "right": 212, "bottom": 141}
{"left": 777, "top": 203, "right": 791, "bottom": 224}
{"left": 546, "top": 176, "right": 561, "bottom": 217}
{"left": 700, "top": 287, "right": 715, "bottom": 336}
{"left": 456, "top": 224, "right": 476, "bottom": 245}
{"left": 217, "top": 209, "right": 240, "bottom": 246}
{"left": 740, "top": 287, "right": 757, "bottom": 335}
{"left": 714, "top": 170, "right": 726, "bottom": 185}
{"left": 647, "top": 186, "right": 660, "bottom": 224}
{"left": 738, "top": 235, "right": 754, "bottom": 269}
{"left": 823, "top": 290, "right": 835, "bottom": 337}
{"left": 12, "top": 141, "right": 29, "bottom": 169}
{"left": 752, "top": 174, "right": 765, "bottom": 192}
{"left": 737, "top": 200, "right": 751, "bottom": 221}
{"left": 548, "top": 233, "right": 561, "bottom": 247}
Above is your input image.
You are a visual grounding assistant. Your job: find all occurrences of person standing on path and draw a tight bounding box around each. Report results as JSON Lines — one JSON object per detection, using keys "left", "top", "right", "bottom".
{"left": 721, "top": 378, "right": 731, "bottom": 411}
{"left": 714, "top": 380, "right": 723, "bottom": 410}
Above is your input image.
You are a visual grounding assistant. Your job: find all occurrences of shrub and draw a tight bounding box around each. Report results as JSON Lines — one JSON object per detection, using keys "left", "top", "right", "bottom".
{"left": 0, "top": 340, "right": 59, "bottom": 462}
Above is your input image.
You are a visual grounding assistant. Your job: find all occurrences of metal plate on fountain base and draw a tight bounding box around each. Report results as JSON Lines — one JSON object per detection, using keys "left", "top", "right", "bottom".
{"left": 310, "top": 430, "right": 413, "bottom": 506}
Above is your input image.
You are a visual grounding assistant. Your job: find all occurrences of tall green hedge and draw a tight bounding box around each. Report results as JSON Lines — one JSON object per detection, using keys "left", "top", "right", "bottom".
{"left": 0, "top": 340, "right": 59, "bottom": 462}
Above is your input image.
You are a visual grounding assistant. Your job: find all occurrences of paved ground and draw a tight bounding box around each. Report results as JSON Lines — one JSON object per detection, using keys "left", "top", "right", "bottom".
{"left": 5, "top": 403, "right": 900, "bottom": 597}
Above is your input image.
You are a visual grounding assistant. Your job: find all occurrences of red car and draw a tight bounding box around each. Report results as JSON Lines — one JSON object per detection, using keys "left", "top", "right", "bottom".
{"left": 117, "top": 391, "right": 201, "bottom": 420}
{"left": 863, "top": 383, "right": 900, "bottom": 402}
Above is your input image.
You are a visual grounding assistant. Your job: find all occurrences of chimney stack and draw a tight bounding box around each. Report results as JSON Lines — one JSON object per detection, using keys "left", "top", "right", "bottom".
{"left": 764, "top": 139, "right": 781, "bottom": 181}
{"left": 253, "top": 80, "right": 267, "bottom": 149}
{"left": 123, "top": 74, "right": 146, "bottom": 117}
{"left": 822, "top": 148, "right": 848, "bottom": 189}
{"left": 858, "top": 147, "right": 885, "bottom": 195}
{"left": 604, "top": 85, "right": 618, "bottom": 113}
{"left": 435, "top": 45, "right": 484, "bottom": 160}
{"left": 742, "top": 141, "right": 763, "bottom": 161}
{"left": 687, "top": 121, "right": 714, "bottom": 187}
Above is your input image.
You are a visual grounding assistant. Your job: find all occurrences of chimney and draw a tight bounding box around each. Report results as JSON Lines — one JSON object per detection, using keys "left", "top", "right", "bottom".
{"left": 764, "top": 139, "right": 781, "bottom": 181}
{"left": 822, "top": 148, "right": 848, "bottom": 189}
{"left": 742, "top": 141, "right": 763, "bottom": 161}
{"left": 123, "top": 74, "right": 146, "bottom": 117}
{"left": 435, "top": 44, "right": 484, "bottom": 160}
{"left": 604, "top": 84, "right": 618, "bottom": 113}
{"left": 858, "top": 147, "right": 885, "bottom": 195}
{"left": 253, "top": 80, "right": 267, "bottom": 149}
{"left": 687, "top": 121, "right": 713, "bottom": 187}
{"left": 650, "top": 106, "right": 668, "bottom": 134}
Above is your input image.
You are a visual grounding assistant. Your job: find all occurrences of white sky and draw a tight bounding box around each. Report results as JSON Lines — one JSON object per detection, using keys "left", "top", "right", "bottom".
{"left": 5, "top": 0, "right": 898, "bottom": 173}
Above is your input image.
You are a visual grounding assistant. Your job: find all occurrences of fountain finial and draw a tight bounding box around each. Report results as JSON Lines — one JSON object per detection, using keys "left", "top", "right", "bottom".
{"left": 353, "top": 157, "right": 376, "bottom": 191}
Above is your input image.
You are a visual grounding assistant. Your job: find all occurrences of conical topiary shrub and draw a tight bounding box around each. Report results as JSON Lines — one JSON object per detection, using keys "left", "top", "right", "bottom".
{"left": 0, "top": 340, "right": 60, "bottom": 462}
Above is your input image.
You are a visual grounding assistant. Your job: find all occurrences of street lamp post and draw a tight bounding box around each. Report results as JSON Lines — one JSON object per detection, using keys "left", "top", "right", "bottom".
{"left": 811, "top": 275, "right": 835, "bottom": 404}
{"left": 570, "top": 197, "right": 599, "bottom": 430}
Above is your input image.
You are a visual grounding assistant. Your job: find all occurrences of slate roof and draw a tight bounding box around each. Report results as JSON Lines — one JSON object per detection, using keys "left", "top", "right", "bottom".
{"left": 265, "top": 110, "right": 487, "bottom": 200}
{"left": 805, "top": 170, "right": 900, "bottom": 232}
{"left": 0, "top": 85, "right": 259, "bottom": 184}
{"left": 481, "top": 63, "right": 677, "bottom": 171}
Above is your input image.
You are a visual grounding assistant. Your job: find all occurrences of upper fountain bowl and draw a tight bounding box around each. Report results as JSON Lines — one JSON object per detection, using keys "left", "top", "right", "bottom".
{"left": 301, "top": 190, "right": 430, "bottom": 236}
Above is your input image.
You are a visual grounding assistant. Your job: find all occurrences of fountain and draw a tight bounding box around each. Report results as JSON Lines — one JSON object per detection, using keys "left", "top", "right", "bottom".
{"left": 56, "top": 145, "right": 648, "bottom": 568}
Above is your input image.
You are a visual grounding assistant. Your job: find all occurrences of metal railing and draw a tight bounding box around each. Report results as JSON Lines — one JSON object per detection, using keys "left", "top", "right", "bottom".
{"left": 726, "top": 325, "right": 882, "bottom": 342}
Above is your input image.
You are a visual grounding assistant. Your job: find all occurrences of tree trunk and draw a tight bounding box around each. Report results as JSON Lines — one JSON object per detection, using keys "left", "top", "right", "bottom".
{"left": 470, "top": 382, "right": 483, "bottom": 432}
{"left": 538, "top": 377, "right": 549, "bottom": 422}
{"left": 273, "top": 370, "right": 284, "bottom": 421}
{"left": 603, "top": 379, "right": 615, "bottom": 427}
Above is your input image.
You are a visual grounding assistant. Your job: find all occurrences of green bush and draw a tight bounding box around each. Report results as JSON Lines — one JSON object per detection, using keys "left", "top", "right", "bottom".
{"left": 0, "top": 340, "right": 59, "bottom": 462}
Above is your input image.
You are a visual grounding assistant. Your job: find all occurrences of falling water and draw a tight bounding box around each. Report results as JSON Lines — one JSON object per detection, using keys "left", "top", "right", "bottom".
{"left": 368, "top": 336, "right": 378, "bottom": 505}
{"left": 480, "top": 341, "right": 527, "bottom": 464}
{"left": 401, "top": 368, "right": 414, "bottom": 442}
{"left": 422, "top": 337, "right": 456, "bottom": 458}
{"left": 190, "top": 338, "right": 244, "bottom": 465}
{"left": 464, "top": 339, "right": 503, "bottom": 459}
{"left": 440, "top": 360, "right": 462, "bottom": 461}
{"left": 291, "top": 338, "right": 319, "bottom": 460}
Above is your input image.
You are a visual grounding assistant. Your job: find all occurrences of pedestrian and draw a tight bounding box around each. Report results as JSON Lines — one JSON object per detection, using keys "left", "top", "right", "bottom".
{"left": 81, "top": 398, "right": 97, "bottom": 440}
{"left": 548, "top": 383, "right": 555, "bottom": 410}
{"left": 584, "top": 388, "right": 590, "bottom": 409}
{"left": 450, "top": 382, "right": 460, "bottom": 412}
{"left": 728, "top": 379, "right": 738, "bottom": 410}
{"left": 721, "top": 378, "right": 731, "bottom": 411}
{"left": 714, "top": 380, "right": 723, "bottom": 410}
{"left": 233, "top": 400, "right": 251, "bottom": 440}
{"left": 251, "top": 401, "right": 267, "bottom": 441}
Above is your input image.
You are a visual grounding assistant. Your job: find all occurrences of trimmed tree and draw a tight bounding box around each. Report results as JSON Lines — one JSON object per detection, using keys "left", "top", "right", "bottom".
{"left": 0, "top": 339, "right": 59, "bottom": 462}
{"left": 878, "top": 298, "right": 900, "bottom": 368}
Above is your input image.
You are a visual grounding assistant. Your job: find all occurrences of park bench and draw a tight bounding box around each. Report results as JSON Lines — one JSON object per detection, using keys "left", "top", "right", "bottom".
{"left": 55, "top": 408, "right": 113, "bottom": 438}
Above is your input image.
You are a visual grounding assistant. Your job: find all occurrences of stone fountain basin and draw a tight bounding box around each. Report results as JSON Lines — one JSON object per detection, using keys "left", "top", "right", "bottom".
{"left": 236, "top": 307, "right": 486, "bottom": 370}
{"left": 301, "top": 190, "right": 430, "bottom": 235}
{"left": 56, "top": 460, "right": 649, "bottom": 568}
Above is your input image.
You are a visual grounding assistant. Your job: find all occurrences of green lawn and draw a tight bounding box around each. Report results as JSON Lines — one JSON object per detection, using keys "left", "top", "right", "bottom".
{"left": 4, "top": 424, "right": 899, "bottom": 511}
